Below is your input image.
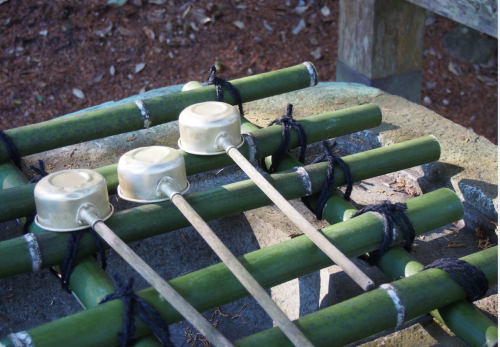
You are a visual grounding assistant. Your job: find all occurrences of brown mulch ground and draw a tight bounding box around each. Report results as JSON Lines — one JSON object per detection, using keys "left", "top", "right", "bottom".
{"left": 0, "top": 0, "right": 497, "bottom": 144}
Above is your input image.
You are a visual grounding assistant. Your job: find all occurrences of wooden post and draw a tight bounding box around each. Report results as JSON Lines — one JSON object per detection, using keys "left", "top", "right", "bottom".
{"left": 336, "top": 0, "right": 426, "bottom": 103}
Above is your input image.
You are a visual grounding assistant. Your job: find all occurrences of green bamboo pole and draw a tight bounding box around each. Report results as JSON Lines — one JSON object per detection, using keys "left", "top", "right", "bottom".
{"left": 0, "top": 162, "right": 28, "bottom": 189}
{"left": 0, "top": 155, "right": 163, "bottom": 347}
{"left": 0, "top": 136, "right": 440, "bottom": 279}
{"left": 306, "top": 190, "right": 498, "bottom": 347}
{"left": 258, "top": 130, "right": 498, "bottom": 347}
{"left": 232, "top": 246, "right": 498, "bottom": 347}
{"left": 377, "top": 247, "right": 499, "bottom": 347}
{"left": 0, "top": 63, "right": 317, "bottom": 164}
{"left": 0, "top": 104, "right": 382, "bottom": 223}
{"left": 0, "top": 188, "right": 464, "bottom": 347}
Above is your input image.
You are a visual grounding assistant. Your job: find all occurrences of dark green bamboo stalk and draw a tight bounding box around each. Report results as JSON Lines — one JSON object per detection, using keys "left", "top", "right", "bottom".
{"left": 256, "top": 127, "right": 498, "bottom": 347}
{"left": 0, "top": 63, "right": 316, "bottom": 164}
{"left": 305, "top": 191, "right": 498, "bottom": 347}
{"left": 0, "top": 135, "right": 440, "bottom": 279}
{"left": 232, "top": 246, "right": 498, "bottom": 347}
{"left": 0, "top": 156, "right": 162, "bottom": 347}
{"left": 0, "top": 104, "right": 382, "bottom": 223}
{"left": 377, "top": 246, "right": 498, "bottom": 347}
{"left": 0, "top": 188, "right": 464, "bottom": 347}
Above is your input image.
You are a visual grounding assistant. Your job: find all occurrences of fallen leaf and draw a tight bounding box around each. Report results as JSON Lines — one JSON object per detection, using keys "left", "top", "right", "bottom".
{"left": 126, "top": 135, "right": 135, "bottom": 142}
{"left": 376, "top": 190, "right": 385, "bottom": 193}
{"left": 232, "top": 21, "right": 245, "bottom": 29}
{"left": 263, "top": 20, "right": 273, "bottom": 32}
{"left": 446, "top": 241, "right": 466, "bottom": 248}
{"left": 448, "top": 61, "right": 460, "bottom": 76}
{"left": 72, "top": 88, "right": 85, "bottom": 99}
{"left": 335, "top": 101, "right": 344, "bottom": 104}
{"left": 135, "top": 63, "right": 146, "bottom": 73}
{"left": 386, "top": 192, "right": 394, "bottom": 196}
{"left": 117, "top": 26, "right": 134, "bottom": 36}
{"left": 143, "top": 27, "right": 155, "bottom": 40}
{"left": 310, "top": 47, "right": 321, "bottom": 60}
{"left": 292, "top": 18, "right": 306, "bottom": 35}
{"left": 456, "top": 135, "right": 465, "bottom": 139}
{"left": 93, "top": 22, "right": 113, "bottom": 37}
{"left": 476, "top": 75, "right": 497, "bottom": 85}
{"left": 293, "top": 5, "right": 309, "bottom": 15}
{"left": 320, "top": 5, "right": 330, "bottom": 16}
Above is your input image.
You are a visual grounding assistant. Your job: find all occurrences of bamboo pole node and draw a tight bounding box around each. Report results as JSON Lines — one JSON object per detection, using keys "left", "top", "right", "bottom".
{"left": 23, "top": 233, "right": 42, "bottom": 272}
{"left": 134, "top": 100, "right": 151, "bottom": 130}
{"left": 8, "top": 331, "right": 34, "bottom": 347}
{"left": 294, "top": 166, "right": 313, "bottom": 196}
{"left": 380, "top": 283, "right": 406, "bottom": 327}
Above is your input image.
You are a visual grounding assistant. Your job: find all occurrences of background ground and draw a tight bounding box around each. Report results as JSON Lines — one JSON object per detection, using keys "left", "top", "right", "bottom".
{"left": 0, "top": 0, "right": 498, "bottom": 143}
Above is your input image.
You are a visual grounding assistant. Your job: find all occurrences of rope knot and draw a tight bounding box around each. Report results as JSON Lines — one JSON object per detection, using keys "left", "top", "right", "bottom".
{"left": 353, "top": 200, "right": 415, "bottom": 264}
{"left": 207, "top": 64, "right": 244, "bottom": 116}
{"left": 423, "top": 258, "right": 489, "bottom": 302}
{"left": 308, "top": 139, "right": 353, "bottom": 220}
{"left": 100, "top": 274, "right": 174, "bottom": 347}
{"left": 259, "top": 103, "right": 308, "bottom": 173}
{"left": 0, "top": 130, "right": 22, "bottom": 170}
{"left": 28, "top": 160, "right": 49, "bottom": 183}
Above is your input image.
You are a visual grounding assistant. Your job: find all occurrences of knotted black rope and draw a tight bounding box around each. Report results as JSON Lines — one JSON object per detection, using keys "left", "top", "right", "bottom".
{"left": 100, "top": 274, "right": 174, "bottom": 347}
{"left": 423, "top": 258, "right": 489, "bottom": 302}
{"left": 207, "top": 64, "right": 244, "bottom": 116}
{"left": 257, "top": 103, "right": 307, "bottom": 173}
{"left": 28, "top": 159, "right": 48, "bottom": 183}
{"left": 0, "top": 130, "right": 22, "bottom": 170}
{"left": 307, "top": 140, "right": 353, "bottom": 220}
{"left": 22, "top": 160, "right": 49, "bottom": 233}
{"left": 56, "top": 228, "right": 107, "bottom": 293}
{"left": 353, "top": 201, "right": 415, "bottom": 265}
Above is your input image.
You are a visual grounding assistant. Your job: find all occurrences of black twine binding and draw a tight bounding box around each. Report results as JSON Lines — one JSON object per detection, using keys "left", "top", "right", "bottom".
{"left": 353, "top": 201, "right": 415, "bottom": 265}
{"left": 23, "top": 160, "right": 49, "bottom": 233}
{"left": 307, "top": 140, "right": 353, "bottom": 220}
{"left": 100, "top": 273, "right": 174, "bottom": 347}
{"left": 423, "top": 258, "right": 489, "bottom": 302}
{"left": 207, "top": 64, "right": 244, "bottom": 116}
{"left": 257, "top": 103, "right": 307, "bottom": 173}
{"left": 0, "top": 130, "right": 22, "bottom": 170}
{"left": 57, "top": 228, "right": 107, "bottom": 293}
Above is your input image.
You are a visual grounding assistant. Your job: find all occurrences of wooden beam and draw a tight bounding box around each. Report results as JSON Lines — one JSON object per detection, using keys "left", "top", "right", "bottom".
{"left": 406, "top": 0, "right": 498, "bottom": 38}
{"left": 336, "top": 0, "right": 426, "bottom": 103}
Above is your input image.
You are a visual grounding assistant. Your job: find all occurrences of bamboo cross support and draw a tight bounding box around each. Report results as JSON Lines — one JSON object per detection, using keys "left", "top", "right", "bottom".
{"left": 0, "top": 136, "right": 441, "bottom": 279}
{"left": 0, "top": 63, "right": 317, "bottom": 164}
{"left": 0, "top": 189, "right": 466, "bottom": 347}
{"left": 0, "top": 104, "right": 382, "bottom": 223}
{"left": 232, "top": 246, "right": 498, "bottom": 347}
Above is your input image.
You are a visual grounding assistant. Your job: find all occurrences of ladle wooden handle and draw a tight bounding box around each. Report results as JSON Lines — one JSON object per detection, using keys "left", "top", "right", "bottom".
{"left": 89, "top": 220, "right": 234, "bottom": 347}
{"left": 225, "top": 146, "right": 375, "bottom": 292}
{"left": 169, "top": 193, "right": 315, "bottom": 347}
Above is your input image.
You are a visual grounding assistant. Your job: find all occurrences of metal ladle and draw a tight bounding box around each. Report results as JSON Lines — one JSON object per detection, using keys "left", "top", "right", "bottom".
{"left": 34, "top": 169, "right": 233, "bottom": 347}
{"left": 117, "top": 146, "right": 313, "bottom": 347}
{"left": 177, "top": 101, "right": 375, "bottom": 293}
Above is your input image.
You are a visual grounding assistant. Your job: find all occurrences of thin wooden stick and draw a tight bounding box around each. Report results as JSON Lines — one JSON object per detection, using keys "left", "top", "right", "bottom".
{"left": 168, "top": 192, "right": 314, "bottom": 347}
{"left": 223, "top": 144, "right": 375, "bottom": 292}
{"left": 87, "top": 218, "right": 234, "bottom": 347}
